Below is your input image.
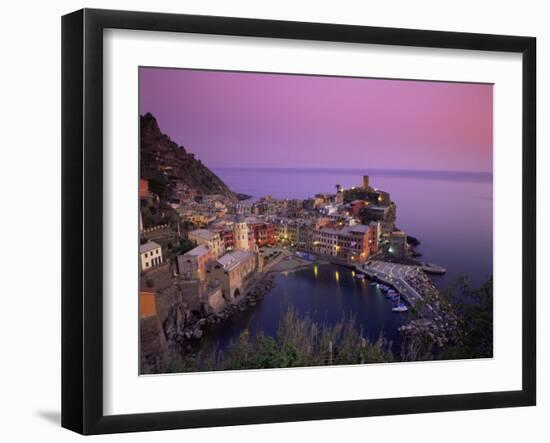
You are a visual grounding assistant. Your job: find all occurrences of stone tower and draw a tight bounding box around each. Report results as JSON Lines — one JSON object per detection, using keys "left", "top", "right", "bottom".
{"left": 363, "top": 175, "right": 370, "bottom": 189}
{"left": 335, "top": 184, "right": 344, "bottom": 205}
{"left": 233, "top": 215, "right": 250, "bottom": 250}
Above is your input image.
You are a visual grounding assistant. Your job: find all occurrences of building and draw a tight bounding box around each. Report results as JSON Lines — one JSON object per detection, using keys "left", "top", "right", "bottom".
{"left": 389, "top": 230, "right": 408, "bottom": 255}
{"left": 140, "top": 241, "right": 163, "bottom": 272}
{"left": 210, "top": 249, "right": 256, "bottom": 301}
{"left": 312, "top": 227, "right": 339, "bottom": 257}
{"left": 188, "top": 229, "right": 225, "bottom": 259}
{"left": 350, "top": 200, "right": 367, "bottom": 216}
{"left": 220, "top": 228, "right": 235, "bottom": 251}
{"left": 368, "top": 221, "right": 381, "bottom": 254}
{"left": 139, "top": 286, "right": 168, "bottom": 373}
{"left": 312, "top": 224, "right": 372, "bottom": 264}
{"left": 177, "top": 244, "right": 213, "bottom": 282}
{"left": 338, "top": 225, "right": 371, "bottom": 263}
{"left": 249, "top": 222, "right": 276, "bottom": 247}
{"left": 184, "top": 213, "right": 216, "bottom": 227}
{"left": 335, "top": 184, "right": 344, "bottom": 205}
{"left": 359, "top": 204, "right": 390, "bottom": 222}
{"left": 275, "top": 221, "right": 288, "bottom": 244}
{"left": 233, "top": 215, "right": 251, "bottom": 250}
{"left": 363, "top": 175, "right": 370, "bottom": 189}
{"left": 297, "top": 221, "right": 314, "bottom": 251}
{"left": 139, "top": 179, "right": 150, "bottom": 198}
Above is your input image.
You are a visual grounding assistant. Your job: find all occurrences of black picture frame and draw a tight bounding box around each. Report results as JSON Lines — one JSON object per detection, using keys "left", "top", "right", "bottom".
{"left": 61, "top": 8, "right": 536, "bottom": 435}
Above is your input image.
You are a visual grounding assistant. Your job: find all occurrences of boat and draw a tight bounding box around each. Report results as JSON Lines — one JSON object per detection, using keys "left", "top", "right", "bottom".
{"left": 387, "top": 289, "right": 398, "bottom": 296}
{"left": 355, "top": 273, "right": 366, "bottom": 279}
{"left": 392, "top": 303, "right": 408, "bottom": 312}
{"left": 369, "top": 282, "right": 378, "bottom": 286}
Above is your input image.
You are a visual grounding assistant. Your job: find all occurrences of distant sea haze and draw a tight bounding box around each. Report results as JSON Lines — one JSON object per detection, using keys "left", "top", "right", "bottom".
{"left": 213, "top": 167, "right": 493, "bottom": 289}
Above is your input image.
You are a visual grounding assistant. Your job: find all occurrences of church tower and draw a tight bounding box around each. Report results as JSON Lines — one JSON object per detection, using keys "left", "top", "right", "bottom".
{"left": 233, "top": 215, "right": 250, "bottom": 250}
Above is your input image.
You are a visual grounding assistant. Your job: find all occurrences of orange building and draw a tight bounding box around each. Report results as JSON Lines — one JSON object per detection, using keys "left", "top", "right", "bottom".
{"left": 139, "top": 179, "right": 149, "bottom": 198}
{"left": 140, "top": 289, "right": 157, "bottom": 318}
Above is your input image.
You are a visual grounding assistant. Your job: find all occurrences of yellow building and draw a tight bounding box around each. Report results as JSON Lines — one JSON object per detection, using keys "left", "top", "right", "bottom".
{"left": 188, "top": 229, "right": 225, "bottom": 259}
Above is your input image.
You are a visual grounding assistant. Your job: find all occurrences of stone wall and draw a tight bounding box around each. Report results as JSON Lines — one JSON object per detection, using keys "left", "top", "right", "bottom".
{"left": 140, "top": 315, "right": 168, "bottom": 374}
{"left": 205, "top": 286, "right": 225, "bottom": 313}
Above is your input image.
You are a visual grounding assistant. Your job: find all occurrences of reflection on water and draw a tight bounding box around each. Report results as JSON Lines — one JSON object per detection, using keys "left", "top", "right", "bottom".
{"left": 202, "top": 264, "right": 406, "bottom": 355}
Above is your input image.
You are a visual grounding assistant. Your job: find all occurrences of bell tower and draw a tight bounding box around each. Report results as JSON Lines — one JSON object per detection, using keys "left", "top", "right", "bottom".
{"left": 233, "top": 215, "right": 250, "bottom": 250}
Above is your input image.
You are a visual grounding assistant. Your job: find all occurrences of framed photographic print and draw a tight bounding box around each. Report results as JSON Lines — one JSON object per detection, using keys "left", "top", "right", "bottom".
{"left": 61, "top": 8, "right": 536, "bottom": 435}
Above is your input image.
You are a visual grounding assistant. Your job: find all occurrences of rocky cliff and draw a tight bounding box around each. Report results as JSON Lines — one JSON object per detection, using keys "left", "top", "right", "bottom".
{"left": 140, "top": 113, "right": 238, "bottom": 202}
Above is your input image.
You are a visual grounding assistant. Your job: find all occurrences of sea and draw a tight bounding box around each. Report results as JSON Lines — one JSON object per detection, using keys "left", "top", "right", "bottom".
{"left": 202, "top": 167, "right": 493, "bottom": 356}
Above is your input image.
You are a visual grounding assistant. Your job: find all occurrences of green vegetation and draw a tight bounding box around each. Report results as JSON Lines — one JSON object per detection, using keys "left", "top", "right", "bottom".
{"left": 399, "top": 276, "right": 493, "bottom": 361}
{"left": 167, "top": 309, "right": 394, "bottom": 373}
{"left": 440, "top": 276, "right": 493, "bottom": 360}
{"left": 172, "top": 238, "right": 196, "bottom": 256}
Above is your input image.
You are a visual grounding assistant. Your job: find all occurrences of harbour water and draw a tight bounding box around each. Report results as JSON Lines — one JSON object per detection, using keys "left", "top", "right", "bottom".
{"left": 205, "top": 167, "right": 493, "bottom": 355}
{"left": 203, "top": 263, "right": 407, "bottom": 356}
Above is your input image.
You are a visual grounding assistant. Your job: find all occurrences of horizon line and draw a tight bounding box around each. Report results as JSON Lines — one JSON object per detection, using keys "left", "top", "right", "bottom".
{"left": 210, "top": 166, "right": 493, "bottom": 175}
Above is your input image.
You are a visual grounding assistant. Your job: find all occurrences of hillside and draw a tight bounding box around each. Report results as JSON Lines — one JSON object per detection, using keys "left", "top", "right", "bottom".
{"left": 140, "top": 113, "right": 238, "bottom": 202}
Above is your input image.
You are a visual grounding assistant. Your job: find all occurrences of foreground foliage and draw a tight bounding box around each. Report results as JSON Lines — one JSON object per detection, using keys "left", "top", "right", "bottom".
{"left": 168, "top": 310, "right": 394, "bottom": 372}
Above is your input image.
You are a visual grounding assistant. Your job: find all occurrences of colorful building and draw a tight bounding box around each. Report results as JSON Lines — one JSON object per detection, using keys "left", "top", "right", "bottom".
{"left": 312, "top": 224, "right": 373, "bottom": 264}
{"left": 139, "top": 179, "right": 150, "bottom": 198}
{"left": 249, "top": 222, "right": 276, "bottom": 247}
{"left": 188, "top": 229, "right": 225, "bottom": 259}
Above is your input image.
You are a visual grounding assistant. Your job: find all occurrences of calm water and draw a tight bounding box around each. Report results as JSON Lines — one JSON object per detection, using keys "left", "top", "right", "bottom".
{"left": 204, "top": 168, "right": 493, "bottom": 356}
{"left": 203, "top": 263, "right": 407, "bottom": 355}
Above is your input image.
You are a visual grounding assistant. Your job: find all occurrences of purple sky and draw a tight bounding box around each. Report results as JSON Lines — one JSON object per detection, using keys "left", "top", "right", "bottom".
{"left": 139, "top": 68, "right": 493, "bottom": 172}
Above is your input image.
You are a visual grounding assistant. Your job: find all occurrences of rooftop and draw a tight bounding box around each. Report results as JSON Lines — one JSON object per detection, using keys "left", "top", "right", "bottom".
{"left": 140, "top": 241, "right": 161, "bottom": 254}
{"left": 188, "top": 229, "right": 218, "bottom": 241}
{"left": 217, "top": 249, "right": 255, "bottom": 272}
{"left": 183, "top": 244, "right": 210, "bottom": 257}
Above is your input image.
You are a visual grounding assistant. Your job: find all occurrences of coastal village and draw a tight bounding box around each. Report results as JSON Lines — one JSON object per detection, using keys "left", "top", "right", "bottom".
{"left": 139, "top": 113, "right": 459, "bottom": 373}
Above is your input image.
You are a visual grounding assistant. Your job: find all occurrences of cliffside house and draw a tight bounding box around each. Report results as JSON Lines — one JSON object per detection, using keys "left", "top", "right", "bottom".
{"left": 140, "top": 241, "right": 163, "bottom": 272}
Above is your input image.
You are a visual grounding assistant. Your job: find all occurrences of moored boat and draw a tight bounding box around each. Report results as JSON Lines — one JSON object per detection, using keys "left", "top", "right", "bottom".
{"left": 392, "top": 303, "right": 408, "bottom": 312}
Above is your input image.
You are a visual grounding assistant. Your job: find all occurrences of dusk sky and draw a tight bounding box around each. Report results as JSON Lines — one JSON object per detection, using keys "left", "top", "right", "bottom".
{"left": 139, "top": 67, "right": 493, "bottom": 172}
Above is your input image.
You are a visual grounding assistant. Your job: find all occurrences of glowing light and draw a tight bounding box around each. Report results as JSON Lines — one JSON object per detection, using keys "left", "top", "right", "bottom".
{"left": 313, "top": 264, "right": 318, "bottom": 278}
{"left": 335, "top": 271, "right": 340, "bottom": 283}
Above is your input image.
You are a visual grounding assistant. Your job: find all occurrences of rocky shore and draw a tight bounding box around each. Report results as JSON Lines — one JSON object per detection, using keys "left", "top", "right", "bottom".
{"left": 177, "top": 272, "right": 277, "bottom": 350}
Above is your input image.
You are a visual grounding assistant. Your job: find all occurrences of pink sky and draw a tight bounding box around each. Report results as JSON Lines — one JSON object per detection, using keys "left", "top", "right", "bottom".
{"left": 139, "top": 68, "right": 493, "bottom": 172}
